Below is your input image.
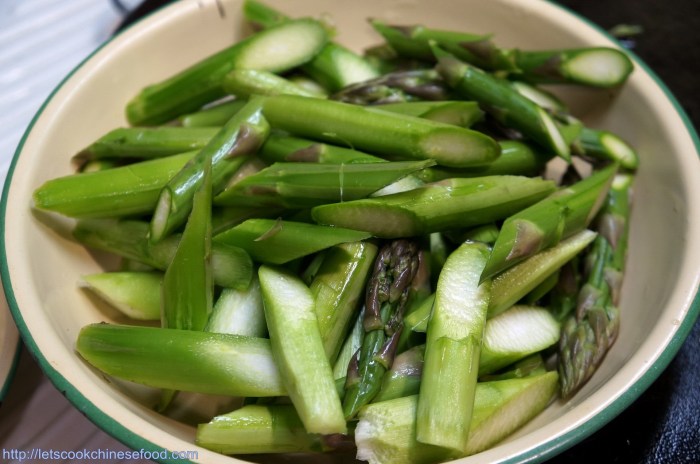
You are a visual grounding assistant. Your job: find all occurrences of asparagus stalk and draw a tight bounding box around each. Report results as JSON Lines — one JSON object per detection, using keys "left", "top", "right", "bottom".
{"left": 75, "top": 127, "right": 218, "bottom": 163}
{"left": 214, "top": 219, "right": 371, "bottom": 265}
{"left": 481, "top": 164, "right": 617, "bottom": 280}
{"left": 222, "top": 69, "right": 319, "bottom": 98}
{"left": 356, "top": 372, "right": 559, "bottom": 463}
{"left": 258, "top": 265, "right": 347, "bottom": 434}
{"left": 205, "top": 275, "right": 267, "bottom": 337}
{"left": 310, "top": 241, "right": 379, "bottom": 363}
{"left": 214, "top": 160, "right": 433, "bottom": 208}
{"left": 333, "top": 308, "right": 365, "bottom": 381}
{"left": 33, "top": 152, "right": 194, "bottom": 218}
{"left": 73, "top": 219, "right": 252, "bottom": 289}
{"left": 77, "top": 324, "right": 286, "bottom": 396}
{"left": 435, "top": 48, "right": 571, "bottom": 161}
{"left": 416, "top": 241, "right": 491, "bottom": 451}
{"left": 150, "top": 98, "right": 269, "bottom": 242}
{"left": 260, "top": 94, "right": 500, "bottom": 168}
{"left": 161, "top": 161, "right": 213, "bottom": 332}
{"left": 126, "top": 18, "right": 328, "bottom": 125}
{"left": 558, "top": 174, "right": 633, "bottom": 397}
{"left": 79, "top": 272, "right": 162, "bottom": 321}
{"left": 374, "top": 344, "right": 425, "bottom": 403}
{"left": 579, "top": 127, "right": 639, "bottom": 170}
{"left": 178, "top": 99, "right": 248, "bottom": 128}
{"left": 312, "top": 175, "right": 556, "bottom": 238}
{"left": 331, "top": 69, "right": 450, "bottom": 105}
{"left": 242, "top": 0, "right": 287, "bottom": 29}
{"left": 488, "top": 229, "right": 598, "bottom": 318}
{"left": 376, "top": 100, "right": 484, "bottom": 128}
{"left": 259, "top": 132, "right": 383, "bottom": 164}
{"left": 343, "top": 239, "right": 421, "bottom": 419}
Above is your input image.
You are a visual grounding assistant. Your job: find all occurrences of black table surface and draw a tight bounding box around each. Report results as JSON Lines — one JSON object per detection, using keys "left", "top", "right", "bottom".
{"left": 117, "top": 1, "right": 700, "bottom": 463}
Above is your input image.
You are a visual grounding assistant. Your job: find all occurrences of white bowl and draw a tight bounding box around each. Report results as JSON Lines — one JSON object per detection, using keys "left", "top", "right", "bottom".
{"left": 2, "top": 0, "right": 699, "bottom": 462}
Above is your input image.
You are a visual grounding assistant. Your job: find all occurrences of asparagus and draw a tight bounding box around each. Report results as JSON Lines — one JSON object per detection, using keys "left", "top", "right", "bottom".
{"left": 435, "top": 48, "right": 571, "bottom": 161}
{"left": 222, "top": 69, "right": 319, "bottom": 98}
{"left": 79, "top": 272, "right": 162, "bottom": 321}
{"left": 260, "top": 94, "right": 500, "bottom": 168}
{"left": 376, "top": 100, "right": 484, "bottom": 128}
{"left": 356, "top": 372, "right": 559, "bottom": 463}
{"left": 333, "top": 308, "right": 365, "bottom": 382}
{"left": 150, "top": 98, "right": 269, "bottom": 242}
{"left": 77, "top": 324, "right": 286, "bottom": 396}
{"left": 558, "top": 174, "right": 633, "bottom": 397}
{"left": 331, "top": 69, "right": 450, "bottom": 105}
{"left": 312, "top": 175, "right": 556, "bottom": 239}
{"left": 579, "top": 127, "right": 639, "bottom": 170}
{"left": 75, "top": 127, "right": 218, "bottom": 163}
{"left": 214, "top": 160, "right": 433, "bottom": 208}
{"left": 178, "top": 99, "right": 248, "bottom": 128}
{"left": 416, "top": 241, "right": 491, "bottom": 451}
{"left": 310, "top": 241, "right": 379, "bottom": 363}
{"left": 258, "top": 265, "right": 347, "bottom": 434}
{"left": 33, "top": 152, "right": 194, "bottom": 218}
{"left": 214, "top": 219, "right": 371, "bottom": 265}
{"left": 73, "top": 219, "right": 252, "bottom": 289}
{"left": 259, "top": 132, "right": 383, "bottom": 164}
{"left": 481, "top": 164, "right": 617, "bottom": 281}
{"left": 126, "top": 18, "right": 328, "bottom": 125}
{"left": 488, "top": 229, "right": 598, "bottom": 318}
{"left": 205, "top": 275, "right": 267, "bottom": 337}
{"left": 374, "top": 344, "right": 425, "bottom": 403}
{"left": 342, "top": 239, "right": 421, "bottom": 419}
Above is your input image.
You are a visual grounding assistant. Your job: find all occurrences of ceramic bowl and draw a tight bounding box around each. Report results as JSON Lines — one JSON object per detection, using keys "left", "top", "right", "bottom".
{"left": 2, "top": 0, "right": 699, "bottom": 462}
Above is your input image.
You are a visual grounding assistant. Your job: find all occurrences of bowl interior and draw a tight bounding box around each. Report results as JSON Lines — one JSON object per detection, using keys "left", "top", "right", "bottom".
{"left": 2, "top": 0, "right": 699, "bottom": 462}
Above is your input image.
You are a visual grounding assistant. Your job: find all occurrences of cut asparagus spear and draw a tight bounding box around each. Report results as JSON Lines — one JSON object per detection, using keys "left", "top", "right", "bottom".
{"left": 579, "top": 127, "right": 639, "bottom": 170}
{"left": 312, "top": 175, "right": 556, "bottom": 238}
{"left": 77, "top": 324, "right": 285, "bottom": 396}
{"left": 161, "top": 160, "right": 213, "bottom": 332}
{"left": 80, "top": 271, "right": 162, "bottom": 321}
{"left": 214, "top": 160, "right": 433, "bottom": 208}
{"left": 33, "top": 152, "right": 194, "bottom": 218}
{"left": 374, "top": 344, "right": 425, "bottom": 403}
{"left": 205, "top": 275, "right": 267, "bottom": 337}
{"left": 416, "top": 241, "right": 491, "bottom": 451}
{"left": 343, "top": 240, "right": 421, "bottom": 419}
{"left": 310, "top": 241, "right": 379, "bottom": 363}
{"left": 377, "top": 101, "right": 484, "bottom": 128}
{"left": 150, "top": 98, "right": 269, "bottom": 242}
{"left": 258, "top": 265, "right": 347, "bottom": 434}
{"left": 242, "top": 0, "right": 287, "bottom": 29}
{"left": 482, "top": 164, "right": 617, "bottom": 280}
{"left": 559, "top": 174, "right": 633, "bottom": 397}
{"left": 259, "top": 132, "right": 383, "bottom": 164}
{"left": 260, "top": 94, "right": 500, "bottom": 168}
{"left": 331, "top": 69, "right": 450, "bottom": 105}
{"left": 196, "top": 404, "right": 323, "bottom": 455}
{"left": 73, "top": 219, "right": 252, "bottom": 289}
{"left": 434, "top": 48, "right": 570, "bottom": 161}
{"left": 75, "top": 127, "right": 218, "bottom": 162}
{"left": 356, "top": 372, "right": 559, "bottom": 463}
{"left": 222, "top": 69, "right": 319, "bottom": 98}
{"left": 333, "top": 308, "right": 365, "bottom": 381}
{"left": 178, "top": 99, "right": 248, "bottom": 128}
{"left": 488, "top": 229, "right": 598, "bottom": 318}
{"left": 126, "top": 18, "right": 328, "bottom": 126}
{"left": 214, "top": 219, "right": 371, "bottom": 265}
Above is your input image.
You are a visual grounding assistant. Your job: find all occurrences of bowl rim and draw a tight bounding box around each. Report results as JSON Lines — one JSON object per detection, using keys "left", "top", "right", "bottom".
{"left": 2, "top": 0, "right": 699, "bottom": 463}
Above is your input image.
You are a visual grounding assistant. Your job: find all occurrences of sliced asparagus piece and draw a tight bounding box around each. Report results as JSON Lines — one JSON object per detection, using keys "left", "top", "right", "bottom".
{"left": 579, "top": 127, "right": 639, "bottom": 170}
{"left": 33, "top": 152, "right": 194, "bottom": 218}
{"left": 312, "top": 175, "right": 556, "bottom": 238}
{"left": 151, "top": 98, "right": 269, "bottom": 242}
{"left": 214, "top": 160, "right": 433, "bottom": 208}
{"left": 80, "top": 271, "right": 162, "bottom": 321}
{"left": 214, "top": 219, "right": 371, "bottom": 265}
{"left": 333, "top": 308, "right": 365, "bottom": 381}
{"left": 222, "top": 69, "right": 319, "bottom": 98}
{"left": 205, "top": 275, "right": 267, "bottom": 337}
{"left": 482, "top": 164, "right": 617, "bottom": 280}
{"left": 435, "top": 48, "right": 570, "bottom": 161}
{"left": 310, "top": 241, "right": 379, "bottom": 363}
{"left": 416, "top": 241, "right": 491, "bottom": 451}
{"left": 178, "top": 99, "right": 248, "bottom": 128}
{"left": 258, "top": 265, "right": 347, "bottom": 434}
{"left": 488, "top": 229, "right": 598, "bottom": 318}
{"left": 126, "top": 18, "right": 328, "bottom": 125}
{"left": 356, "top": 372, "right": 559, "bottom": 463}
{"left": 73, "top": 219, "right": 252, "bottom": 289}
{"left": 343, "top": 240, "right": 421, "bottom": 419}
{"left": 260, "top": 94, "right": 500, "bottom": 168}
{"left": 331, "top": 69, "right": 450, "bottom": 105}
{"left": 77, "top": 324, "right": 285, "bottom": 396}
{"left": 377, "top": 100, "right": 484, "bottom": 127}
{"left": 374, "top": 344, "right": 425, "bottom": 403}
{"left": 259, "top": 132, "right": 383, "bottom": 164}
